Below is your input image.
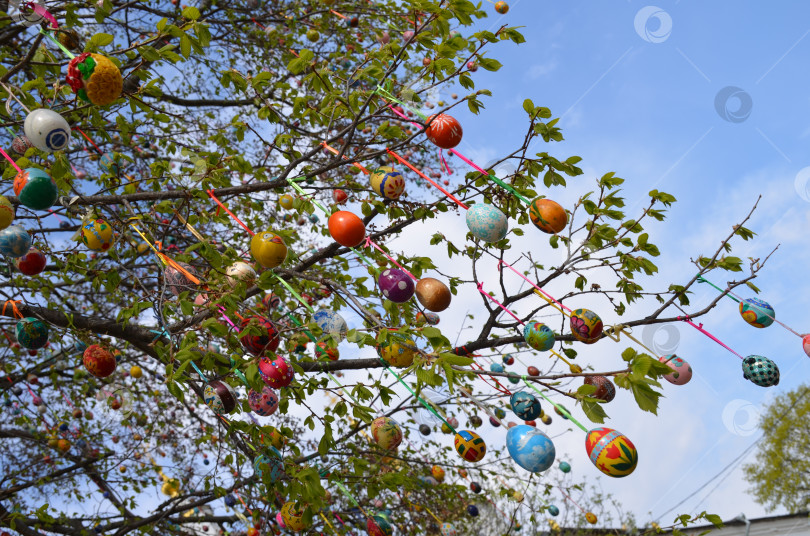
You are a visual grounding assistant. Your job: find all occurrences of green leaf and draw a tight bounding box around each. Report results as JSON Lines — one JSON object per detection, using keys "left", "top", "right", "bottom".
{"left": 182, "top": 6, "right": 201, "bottom": 20}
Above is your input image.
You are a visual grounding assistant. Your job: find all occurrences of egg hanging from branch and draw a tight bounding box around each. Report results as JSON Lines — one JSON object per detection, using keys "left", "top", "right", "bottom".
{"left": 66, "top": 53, "right": 123, "bottom": 106}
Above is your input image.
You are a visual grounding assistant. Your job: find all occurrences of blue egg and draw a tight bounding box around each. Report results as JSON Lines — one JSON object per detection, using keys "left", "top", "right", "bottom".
{"left": 0, "top": 225, "right": 31, "bottom": 258}
{"left": 559, "top": 461, "right": 571, "bottom": 473}
{"left": 490, "top": 363, "right": 504, "bottom": 373}
{"left": 523, "top": 321, "right": 555, "bottom": 351}
{"left": 506, "top": 424, "right": 556, "bottom": 473}
{"left": 548, "top": 505, "right": 560, "bottom": 516}
{"left": 742, "top": 355, "right": 780, "bottom": 387}
{"left": 253, "top": 447, "right": 284, "bottom": 482}
{"left": 467, "top": 505, "right": 479, "bottom": 517}
{"left": 466, "top": 203, "right": 508, "bottom": 243}
{"left": 510, "top": 391, "right": 542, "bottom": 421}
{"left": 313, "top": 308, "right": 347, "bottom": 339}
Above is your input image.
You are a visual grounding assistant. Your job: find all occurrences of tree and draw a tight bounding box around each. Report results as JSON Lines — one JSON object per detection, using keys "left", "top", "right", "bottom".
{"left": 0, "top": 0, "right": 766, "bottom": 534}
{"left": 744, "top": 384, "right": 810, "bottom": 513}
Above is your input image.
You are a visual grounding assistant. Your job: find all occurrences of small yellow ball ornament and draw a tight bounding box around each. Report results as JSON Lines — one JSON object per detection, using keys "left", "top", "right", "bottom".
{"left": 250, "top": 231, "right": 288, "bottom": 268}
{"left": 130, "top": 366, "right": 143, "bottom": 379}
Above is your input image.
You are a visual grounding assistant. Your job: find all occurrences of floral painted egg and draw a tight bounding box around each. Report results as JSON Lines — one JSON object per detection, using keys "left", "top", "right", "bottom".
{"left": 82, "top": 344, "right": 116, "bottom": 377}
{"left": 65, "top": 53, "right": 122, "bottom": 106}
{"left": 13, "top": 168, "right": 58, "bottom": 210}
{"left": 0, "top": 225, "right": 32, "bottom": 257}
{"left": 583, "top": 375, "right": 616, "bottom": 401}
{"left": 280, "top": 502, "right": 308, "bottom": 532}
{"left": 16, "top": 317, "right": 49, "bottom": 349}
{"left": 585, "top": 427, "right": 638, "bottom": 477}
{"left": 328, "top": 210, "right": 366, "bottom": 247}
{"left": 742, "top": 355, "right": 780, "bottom": 387}
{"left": 239, "top": 316, "right": 280, "bottom": 356}
{"left": 548, "top": 505, "right": 560, "bottom": 516}
{"left": 371, "top": 416, "right": 403, "bottom": 450}
{"left": 279, "top": 194, "right": 294, "bottom": 209}
{"left": 415, "top": 311, "right": 440, "bottom": 325}
{"left": 258, "top": 355, "right": 295, "bottom": 388}
{"left": 431, "top": 465, "right": 445, "bottom": 482}
{"left": 506, "top": 425, "right": 556, "bottom": 473}
{"left": 0, "top": 196, "right": 15, "bottom": 230}
{"left": 523, "top": 321, "right": 555, "bottom": 351}
{"left": 370, "top": 166, "right": 406, "bottom": 200}
{"left": 440, "top": 522, "right": 458, "bottom": 536}
{"left": 454, "top": 430, "right": 487, "bottom": 462}
{"left": 510, "top": 391, "right": 542, "bottom": 421}
{"left": 248, "top": 386, "right": 279, "bottom": 416}
{"left": 23, "top": 109, "right": 71, "bottom": 152}
{"left": 658, "top": 355, "right": 692, "bottom": 385}
{"left": 313, "top": 308, "right": 348, "bottom": 339}
{"left": 379, "top": 268, "right": 415, "bottom": 302}
{"left": 739, "top": 298, "right": 775, "bottom": 328}
{"left": 367, "top": 515, "right": 393, "bottom": 536}
{"left": 204, "top": 380, "right": 239, "bottom": 415}
{"left": 569, "top": 309, "right": 603, "bottom": 344}
{"left": 250, "top": 231, "right": 288, "bottom": 268}
{"left": 164, "top": 261, "right": 198, "bottom": 296}
{"left": 225, "top": 261, "right": 256, "bottom": 286}
{"left": 16, "top": 248, "right": 46, "bottom": 276}
{"left": 425, "top": 114, "right": 463, "bottom": 149}
{"left": 253, "top": 448, "right": 284, "bottom": 481}
{"left": 529, "top": 198, "right": 567, "bottom": 234}
{"left": 81, "top": 219, "right": 114, "bottom": 251}
{"left": 415, "top": 277, "right": 452, "bottom": 312}
{"left": 262, "top": 293, "right": 281, "bottom": 312}
{"left": 379, "top": 333, "right": 417, "bottom": 367}
{"left": 466, "top": 203, "right": 508, "bottom": 243}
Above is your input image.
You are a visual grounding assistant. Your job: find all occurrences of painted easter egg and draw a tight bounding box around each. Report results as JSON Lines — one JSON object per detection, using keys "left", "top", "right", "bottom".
{"left": 569, "top": 308, "right": 603, "bottom": 344}
{"left": 527, "top": 366, "right": 540, "bottom": 376}
{"left": 328, "top": 210, "right": 365, "bottom": 247}
{"left": 468, "top": 414, "right": 483, "bottom": 428}
{"left": 0, "top": 196, "right": 15, "bottom": 230}
{"left": 313, "top": 308, "right": 348, "bottom": 338}
{"left": 262, "top": 293, "right": 281, "bottom": 312}
{"left": 431, "top": 465, "right": 445, "bottom": 482}
{"left": 204, "top": 380, "right": 239, "bottom": 415}
{"left": 239, "top": 316, "right": 280, "bottom": 356}
{"left": 370, "top": 416, "right": 403, "bottom": 450}
{"left": 523, "top": 321, "right": 555, "bottom": 351}
{"left": 16, "top": 317, "right": 48, "bottom": 349}
{"left": 440, "top": 522, "right": 458, "bottom": 536}
{"left": 470, "top": 482, "right": 482, "bottom": 493}
{"left": 415, "top": 311, "right": 440, "bottom": 325}
{"left": 13, "top": 168, "right": 58, "bottom": 210}
{"left": 803, "top": 334, "right": 810, "bottom": 358}
{"left": 0, "top": 225, "right": 31, "bottom": 258}
{"left": 415, "top": 277, "right": 452, "bottom": 312}
{"left": 258, "top": 355, "right": 295, "bottom": 388}
{"left": 442, "top": 417, "right": 459, "bottom": 433}
{"left": 250, "top": 231, "right": 288, "bottom": 268}
{"left": 65, "top": 53, "right": 122, "bottom": 106}
{"left": 585, "top": 427, "right": 638, "bottom": 477}
{"left": 495, "top": 1, "right": 509, "bottom": 13}
{"left": 378, "top": 333, "right": 417, "bottom": 368}
{"left": 279, "top": 194, "right": 294, "bottom": 209}
{"left": 503, "top": 354, "right": 515, "bottom": 365}
{"left": 529, "top": 198, "right": 567, "bottom": 234}
{"left": 506, "top": 425, "right": 556, "bottom": 473}
{"left": 584, "top": 375, "right": 616, "bottom": 401}
{"left": 425, "top": 114, "right": 463, "bottom": 149}
{"left": 548, "top": 505, "right": 560, "bottom": 516}
{"left": 510, "top": 391, "right": 542, "bottom": 421}
{"left": 16, "top": 248, "right": 46, "bottom": 276}
{"left": 253, "top": 448, "right": 283, "bottom": 481}
{"left": 315, "top": 340, "right": 339, "bottom": 361}
{"left": 467, "top": 505, "right": 479, "bottom": 517}
{"left": 82, "top": 344, "right": 116, "bottom": 377}
{"left": 586, "top": 513, "right": 598, "bottom": 524}
{"left": 378, "top": 268, "right": 415, "bottom": 303}
{"left": 742, "top": 355, "right": 780, "bottom": 387}
{"left": 466, "top": 203, "right": 508, "bottom": 243}
{"left": 370, "top": 166, "right": 406, "bottom": 200}
{"left": 23, "top": 109, "right": 71, "bottom": 152}
{"left": 225, "top": 261, "right": 256, "bottom": 286}
{"left": 164, "top": 261, "right": 198, "bottom": 296}
{"left": 559, "top": 461, "right": 571, "bottom": 473}
{"left": 454, "top": 429, "right": 487, "bottom": 462}
{"left": 248, "top": 385, "right": 279, "bottom": 416}
{"left": 11, "top": 135, "right": 32, "bottom": 154}
{"left": 490, "top": 362, "right": 504, "bottom": 373}
{"left": 280, "top": 502, "right": 308, "bottom": 532}
{"left": 739, "top": 298, "right": 775, "bottom": 328}
{"left": 658, "top": 355, "right": 692, "bottom": 385}
{"left": 80, "top": 219, "right": 114, "bottom": 251}
{"left": 367, "top": 516, "right": 393, "bottom": 536}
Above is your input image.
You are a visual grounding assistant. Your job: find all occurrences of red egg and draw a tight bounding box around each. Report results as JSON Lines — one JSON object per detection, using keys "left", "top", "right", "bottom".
{"left": 332, "top": 189, "right": 348, "bottom": 204}
{"left": 258, "top": 355, "right": 295, "bottom": 388}
{"left": 527, "top": 366, "right": 540, "bottom": 376}
{"left": 239, "top": 316, "right": 280, "bottom": 356}
{"left": 525, "top": 420, "right": 537, "bottom": 427}
{"left": 83, "top": 345, "right": 116, "bottom": 378}
{"left": 328, "top": 211, "right": 365, "bottom": 247}
{"left": 16, "top": 248, "right": 46, "bottom": 275}
{"left": 425, "top": 114, "right": 463, "bottom": 149}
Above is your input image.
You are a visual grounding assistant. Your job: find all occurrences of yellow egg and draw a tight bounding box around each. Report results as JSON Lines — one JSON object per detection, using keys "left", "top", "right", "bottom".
{"left": 130, "top": 365, "right": 142, "bottom": 379}
{"left": 279, "top": 194, "right": 294, "bottom": 209}
{"left": 81, "top": 219, "right": 114, "bottom": 251}
{"left": 0, "top": 196, "right": 15, "bottom": 230}
{"left": 250, "top": 231, "right": 288, "bottom": 268}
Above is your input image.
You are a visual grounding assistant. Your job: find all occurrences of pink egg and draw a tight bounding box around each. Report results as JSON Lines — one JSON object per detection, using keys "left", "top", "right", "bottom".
{"left": 248, "top": 386, "right": 279, "bottom": 416}
{"left": 659, "top": 354, "right": 692, "bottom": 385}
{"left": 803, "top": 334, "right": 810, "bottom": 357}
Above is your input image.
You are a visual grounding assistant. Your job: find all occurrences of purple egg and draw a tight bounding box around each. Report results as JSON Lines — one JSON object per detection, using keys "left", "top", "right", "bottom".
{"left": 379, "top": 268, "right": 415, "bottom": 303}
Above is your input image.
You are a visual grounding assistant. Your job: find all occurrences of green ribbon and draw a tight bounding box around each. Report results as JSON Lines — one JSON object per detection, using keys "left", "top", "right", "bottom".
{"left": 522, "top": 377, "right": 588, "bottom": 433}
{"left": 696, "top": 274, "right": 740, "bottom": 303}
{"left": 228, "top": 357, "right": 250, "bottom": 388}
{"left": 271, "top": 272, "right": 315, "bottom": 313}
{"left": 374, "top": 84, "right": 428, "bottom": 121}
{"left": 286, "top": 178, "right": 329, "bottom": 215}
{"left": 39, "top": 28, "right": 76, "bottom": 59}
{"left": 380, "top": 358, "right": 457, "bottom": 435}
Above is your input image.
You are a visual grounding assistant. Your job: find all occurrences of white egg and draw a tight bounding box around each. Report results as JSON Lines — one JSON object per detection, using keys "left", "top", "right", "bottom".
{"left": 23, "top": 109, "right": 71, "bottom": 152}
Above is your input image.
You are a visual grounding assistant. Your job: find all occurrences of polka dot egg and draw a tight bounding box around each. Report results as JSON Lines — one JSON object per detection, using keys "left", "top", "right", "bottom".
{"left": 466, "top": 203, "right": 508, "bottom": 243}
{"left": 742, "top": 355, "right": 780, "bottom": 387}
{"left": 378, "top": 268, "right": 415, "bottom": 303}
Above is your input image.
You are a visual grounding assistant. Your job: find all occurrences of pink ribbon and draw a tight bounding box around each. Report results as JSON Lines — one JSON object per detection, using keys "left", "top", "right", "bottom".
{"left": 217, "top": 306, "right": 240, "bottom": 332}
{"left": 363, "top": 236, "right": 417, "bottom": 280}
{"left": 0, "top": 147, "right": 21, "bottom": 173}
{"left": 498, "top": 260, "right": 572, "bottom": 313}
{"left": 678, "top": 316, "right": 744, "bottom": 360}
{"left": 477, "top": 282, "right": 524, "bottom": 325}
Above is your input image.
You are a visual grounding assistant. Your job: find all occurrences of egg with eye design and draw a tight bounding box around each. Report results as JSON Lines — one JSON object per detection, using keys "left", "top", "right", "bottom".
{"left": 24, "top": 109, "right": 71, "bottom": 152}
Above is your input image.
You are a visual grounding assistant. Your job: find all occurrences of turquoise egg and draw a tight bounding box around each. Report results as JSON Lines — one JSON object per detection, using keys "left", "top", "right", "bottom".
{"left": 739, "top": 298, "right": 775, "bottom": 328}
{"left": 506, "top": 424, "right": 556, "bottom": 473}
{"left": 742, "top": 355, "right": 779, "bottom": 387}
{"left": 253, "top": 447, "right": 284, "bottom": 482}
{"left": 15, "top": 317, "right": 49, "bottom": 349}
{"left": 490, "top": 363, "right": 504, "bottom": 373}
{"left": 0, "top": 225, "right": 31, "bottom": 258}
{"left": 510, "top": 391, "right": 542, "bottom": 421}
{"left": 466, "top": 203, "right": 508, "bottom": 243}
{"left": 523, "top": 321, "right": 555, "bottom": 351}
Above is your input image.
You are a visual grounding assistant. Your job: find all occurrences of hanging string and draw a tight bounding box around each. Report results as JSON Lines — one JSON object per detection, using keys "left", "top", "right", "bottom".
{"left": 521, "top": 377, "right": 588, "bottom": 433}
{"left": 463, "top": 387, "right": 507, "bottom": 425}
{"left": 556, "top": 486, "right": 588, "bottom": 515}
{"left": 677, "top": 316, "right": 745, "bottom": 360}
{"left": 1, "top": 82, "right": 31, "bottom": 113}
{"left": 363, "top": 236, "right": 416, "bottom": 280}
{"left": 477, "top": 282, "right": 524, "bottom": 325}
{"left": 385, "top": 148, "right": 469, "bottom": 209}
{"left": 498, "top": 260, "right": 572, "bottom": 314}
{"left": 0, "top": 147, "right": 22, "bottom": 173}
{"left": 321, "top": 142, "right": 370, "bottom": 175}
{"left": 379, "top": 358, "right": 457, "bottom": 434}
{"left": 2, "top": 300, "right": 24, "bottom": 319}
{"left": 333, "top": 478, "right": 369, "bottom": 517}
{"left": 470, "top": 361, "right": 512, "bottom": 395}
{"left": 271, "top": 273, "right": 315, "bottom": 313}
{"left": 548, "top": 349, "right": 581, "bottom": 373}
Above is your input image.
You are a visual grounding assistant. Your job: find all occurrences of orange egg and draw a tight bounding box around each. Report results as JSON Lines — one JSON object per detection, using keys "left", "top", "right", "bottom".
{"left": 425, "top": 114, "right": 463, "bottom": 149}
{"left": 529, "top": 198, "right": 567, "bottom": 234}
{"left": 328, "top": 211, "right": 365, "bottom": 247}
